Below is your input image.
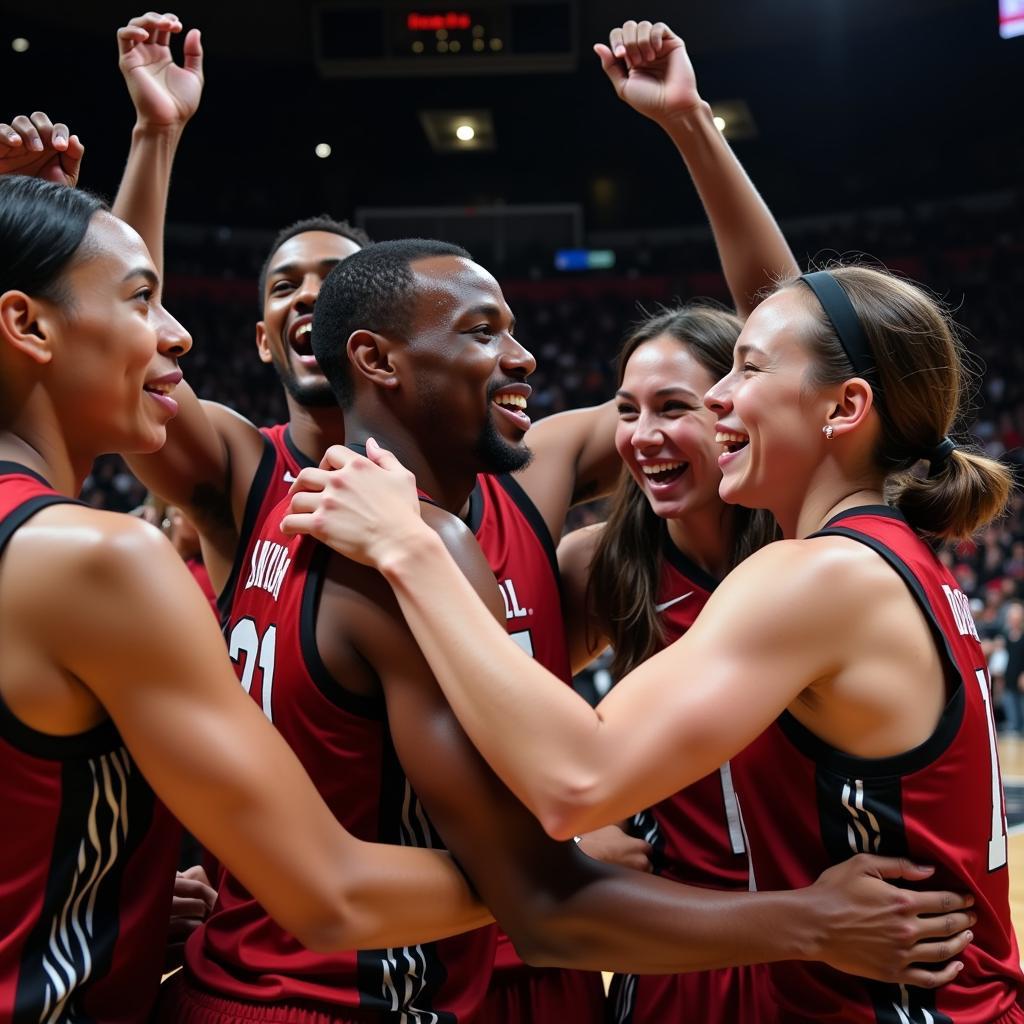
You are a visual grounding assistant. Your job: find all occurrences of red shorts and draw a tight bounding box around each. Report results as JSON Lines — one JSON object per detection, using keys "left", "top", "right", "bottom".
{"left": 480, "top": 963, "right": 605, "bottom": 1023}
{"left": 607, "top": 964, "right": 774, "bottom": 1024}
{"left": 156, "top": 973, "right": 390, "bottom": 1024}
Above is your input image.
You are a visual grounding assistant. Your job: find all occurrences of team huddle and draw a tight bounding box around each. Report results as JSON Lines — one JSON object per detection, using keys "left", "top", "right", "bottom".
{"left": 0, "top": 12, "right": 1021, "bottom": 1024}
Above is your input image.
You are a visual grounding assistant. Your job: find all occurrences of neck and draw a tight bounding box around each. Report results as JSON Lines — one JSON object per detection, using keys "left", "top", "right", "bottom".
{"left": 665, "top": 501, "right": 737, "bottom": 582}
{"left": 783, "top": 467, "right": 885, "bottom": 539}
{"left": 345, "top": 410, "right": 477, "bottom": 515}
{"left": 0, "top": 427, "right": 84, "bottom": 496}
{"left": 284, "top": 393, "right": 345, "bottom": 464}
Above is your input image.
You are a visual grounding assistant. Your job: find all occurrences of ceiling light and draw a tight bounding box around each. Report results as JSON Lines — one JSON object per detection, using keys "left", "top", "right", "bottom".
{"left": 315, "top": 142, "right": 332, "bottom": 158}
{"left": 455, "top": 124, "right": 475, "bottom": 142}
{"left": 11, "top": 37, "right": 29, "bottom": 52}
{"left": 713, "top": 115, "right": 726, "bottom": 132}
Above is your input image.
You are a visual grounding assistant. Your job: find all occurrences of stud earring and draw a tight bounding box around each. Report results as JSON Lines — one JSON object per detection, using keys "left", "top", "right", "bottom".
{"left": 822, "top": 425, "right": 834, "bottom": 440}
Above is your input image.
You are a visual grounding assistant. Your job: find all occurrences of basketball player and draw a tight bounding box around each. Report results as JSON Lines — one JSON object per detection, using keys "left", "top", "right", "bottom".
{"left": 0, "top": 177, "right": 505, "bottom": 1021}
{"left": 289, "top": 252, "right": 1022, "bottom": 1019}
{"left": 557, "top": 305, "right": 779, "bottom": 1023}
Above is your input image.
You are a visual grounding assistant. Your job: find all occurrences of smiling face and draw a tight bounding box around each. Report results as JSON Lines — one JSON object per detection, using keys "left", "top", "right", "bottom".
{"left": 49, "top": 212, "right": 191, "bottom": 456}
{"left": 257, "top": 230, "right": 363, "bottom": 406}
{"left": 704, "top": 287, "right": 830, "bottom": 513}
{"left": 398, "top": 255, "right": 537, "bottom": 474}
{"left": 615, "top": 335, "right": 726, "bottom": 522}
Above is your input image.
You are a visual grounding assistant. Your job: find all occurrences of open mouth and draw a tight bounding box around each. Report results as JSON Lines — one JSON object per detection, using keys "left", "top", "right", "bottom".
{"left": 491, "top": 387, "right": 531, "bottom": 431}
{"left": 288, "top": 319, "right": 318, "bottom": 366}
{"left": 641, "top": 461, "right": 688, "bottom": 486}
{"left": 715, "top": 430, "right": 749, "bottom": 455}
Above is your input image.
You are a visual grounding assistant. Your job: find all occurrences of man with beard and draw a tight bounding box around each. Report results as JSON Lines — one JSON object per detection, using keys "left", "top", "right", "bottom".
{"left": 159, "top": 238, "right": 972, "bottom": 1023}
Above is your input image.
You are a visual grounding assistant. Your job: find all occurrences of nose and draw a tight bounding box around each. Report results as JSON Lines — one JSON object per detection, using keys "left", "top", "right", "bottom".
{"left": 630, "top": 411, "right": 664, "bottom": 449}
{"left": 500, "top": 334, "right": 536, "bottom": 378}
{"left": 703, "top": 375, "right": 731, "bottom": 415}
{"left": 156, "top": 304, "right": 192, "bottom": 358}
{"left": 294, "top": 272, "right": 320, "bottom": 311}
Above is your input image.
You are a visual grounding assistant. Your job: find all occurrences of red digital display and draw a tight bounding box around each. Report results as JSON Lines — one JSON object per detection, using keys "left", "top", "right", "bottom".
{"left": 407, "top": 11, "right": 473, "bottom": 31}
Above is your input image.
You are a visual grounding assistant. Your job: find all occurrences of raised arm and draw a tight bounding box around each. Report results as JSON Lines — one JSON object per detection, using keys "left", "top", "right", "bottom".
{"left": 112, "top": 11, "right": 203, "bottom": 281}
{"left": 596, "top": 21, "right": 799, "bottom": 317}
{"left": 343, "top": 505, "right": 971, "bottom": 984}
{"left": 14, "top": 505, "right": 489, "bottom": 953}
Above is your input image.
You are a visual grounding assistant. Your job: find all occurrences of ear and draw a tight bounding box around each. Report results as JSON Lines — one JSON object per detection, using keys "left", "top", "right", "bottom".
{"left": 347, "top": 329, "right": 400, "bottom": 393}
{"left": 0, "top": 290, "right": 55, "bottom": 365}
{"left": 255, "top": 321, "right": 273, "bottom": 365}
{"left": 824, "top": 377, "right": 875, "bottom": 439}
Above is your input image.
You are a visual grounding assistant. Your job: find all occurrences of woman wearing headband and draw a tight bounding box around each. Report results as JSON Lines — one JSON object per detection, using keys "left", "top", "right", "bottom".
{"left": 286, "top": 261, "right": 1022, "bottom": 1020}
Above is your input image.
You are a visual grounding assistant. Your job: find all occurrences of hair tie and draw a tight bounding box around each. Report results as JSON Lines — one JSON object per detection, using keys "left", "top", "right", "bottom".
{"left": 924, "top": 436, "right": 956, "bottom": 478}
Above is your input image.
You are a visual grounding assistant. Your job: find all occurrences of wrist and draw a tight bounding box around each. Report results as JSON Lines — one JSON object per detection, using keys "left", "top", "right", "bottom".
{"left": 376, "top": 519, "right": 439, "bottom": 581}
{"left": 132, "top": 120, "right": 186, "bottom": 143}
{"left": 785, "top": 886, "right": 828, "bottom": 963}
{"left": 655, "top": 99, "right": 714, "bottom": 139}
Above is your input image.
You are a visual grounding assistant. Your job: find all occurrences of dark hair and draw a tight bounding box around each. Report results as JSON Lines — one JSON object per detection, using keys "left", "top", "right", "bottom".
{"left": 0, "top": 176, "right": 107, "bottom": 304}
{"left": 311, "top": 238, "right": 472, "bottom": 409}
{"left": 785, "top": 264, "right": 1012, "bottom": 540}
{"left": 257, "top": 214, "right": 372, "bottom": 303}
{"left": 587, "top": 304, "right": 779, "bottom": 679}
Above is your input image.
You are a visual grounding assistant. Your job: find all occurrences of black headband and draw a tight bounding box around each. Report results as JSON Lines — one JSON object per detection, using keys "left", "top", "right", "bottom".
{"left": 800, "top": 271, "right": 879, "bottom": 392}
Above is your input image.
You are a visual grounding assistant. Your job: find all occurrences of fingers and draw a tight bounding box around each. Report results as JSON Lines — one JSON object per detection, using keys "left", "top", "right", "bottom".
{"left": 592, "top": 44, "right": 626, "bottom": 92}
{"left": 896, "top": 960, "right": 965, "bottom": 989}
{"left": 183, "top": 27, "right": 204, "bottom": 76}
{"left": 287, "top": 490, "right": 322, "bottom": 516}
{"left": 11, "top": 113, "right": 45, "bottom": 152}
{"left": 365, "top": 436, "right": 403, "bottom": 471}
{"left": 903, "top": 887, "right": 975, "bottom": 916}
{"left": 904, "top": 926, "right": 974, "bottom": 966}
{"left": 155, "top": 11, "right": 181, "bottom": 48}
{"left": 170, "top": 895, "right": 210, "bottom": 919}
{"left": 858, "top": 853, "right": 937, "bottom": 881}
{"left": 318, "top": 444, "right": 354, "bottom": 470}
{"left": 911, "top": 910, "right": 977, "bottom": 943}
{"left": 118, "top": 11, "right": 181, "bottom": 57}
{"left": 279, "top": 512, "right": 316, "bottom": 537}
{"left": 179, "top": 864, "right": 212, "bottom": 886}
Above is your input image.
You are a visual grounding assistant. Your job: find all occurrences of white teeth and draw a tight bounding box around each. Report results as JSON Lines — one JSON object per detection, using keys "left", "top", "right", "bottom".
{"left": 294, "top": 323, "right": 312, "bottom": 339}
{"left": 494, "top": 394, "right": 527, "bottom": 410}
{"left": 715, "top": 431, "right": 748, "bottom": 444}
{"left": 641, "top": 462, "right": 683, "bottom": 475}
{"left": 145, "top": 383, "right": 171, "bottom": 395}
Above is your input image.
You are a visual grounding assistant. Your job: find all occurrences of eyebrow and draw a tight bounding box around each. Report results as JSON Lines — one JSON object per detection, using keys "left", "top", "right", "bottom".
{"left": 123, "top": 267, "right": 159, "bottom": 287}
{"left": 616, "top": 385, "right": 701, "bottom": 401}
{"left": 735, "top": 342, "right": 769, "bottom": 359}
{"left": 267, "top": 258, "right": 343, "bottom": 279}
{"left": 461, "top": 303, "right": 516, "bottom": 334}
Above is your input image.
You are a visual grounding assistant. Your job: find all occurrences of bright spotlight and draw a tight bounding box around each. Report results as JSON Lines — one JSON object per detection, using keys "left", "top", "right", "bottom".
{"left": 315, "top": 142, "right": 332, "bottom": 158}
{"left": 713, "top": 115, "right": 727, "bottom": 132}
{"left": 455, "top": 124, "right": 475, "bottom": 142}
{"left": 11, "top": 37, "right": 29, "bottom": 52}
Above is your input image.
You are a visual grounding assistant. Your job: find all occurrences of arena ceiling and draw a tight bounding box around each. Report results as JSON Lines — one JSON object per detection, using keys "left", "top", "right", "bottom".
{"left": 2, "top": 0, "right": 1019, "bottom": 235}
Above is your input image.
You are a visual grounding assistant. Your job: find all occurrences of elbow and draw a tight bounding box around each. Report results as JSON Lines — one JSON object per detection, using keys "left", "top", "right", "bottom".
{"left": 283, "top": 888, "right": 363, "bottom": 954}
{"left": 537, "top": 778, "right": 604, "bottom": 842}
{"left": 502, "top": 905, "right": 579, "bottom": 969}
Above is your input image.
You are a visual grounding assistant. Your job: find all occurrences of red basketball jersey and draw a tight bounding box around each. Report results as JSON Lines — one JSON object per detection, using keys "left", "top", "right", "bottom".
{"left": 0, "top": 464, "right": 180, "bottom": 1023}
{"left": 610, "top": 526, "right": 769, "bottom": 1024}
{"left": 732, "top": 506, "right": 1024, "bottom": 1023}
{"left": 216, "top": 423, "right": 314, "bottom": 620}
{"left": 186, "top": 484, "right": 495, "bottom": 1018}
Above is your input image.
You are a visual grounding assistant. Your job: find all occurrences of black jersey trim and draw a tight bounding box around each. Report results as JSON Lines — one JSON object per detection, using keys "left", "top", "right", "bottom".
{"left": 299, "top": 542, "right": 386, "bottom": 719}
{"left": 0, "top": 490, "right": 122, "bottom": 760}
{"left": 217, "top": 432, "right": 278, "bottom": 621}
{"left": 283, "top": 425, "right": 317, "bottom": 471}
{"left": 778, "top": 524, "right": 966, "bottom": 778}
{"left": 822, "top": 503, "right": 901, "bottom": 527}
{"left": 660, "top": 522, "right": 719, "bottom": 594}
{"left": 495, "top": 473, "right": 559, "bottom": 581}
{"left": 0, "top": 460, "right": 52, "bottom": 487}
{"left": 465, "top": 477, "right": 485, "bottom": 534}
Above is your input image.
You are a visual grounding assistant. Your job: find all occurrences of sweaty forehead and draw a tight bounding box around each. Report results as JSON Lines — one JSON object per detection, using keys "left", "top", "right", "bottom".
{"left": 408, "top": 256, "right": 507, "bottom": 323}
{"left": 271, "top": 230, "right": 361, "bottom": 269}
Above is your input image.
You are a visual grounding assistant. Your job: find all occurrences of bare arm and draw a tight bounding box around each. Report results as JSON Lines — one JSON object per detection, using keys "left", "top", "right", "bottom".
{"left": 13, "top": 506, "right": 489, "bottom": 953}
{"left": 345, "top": 506, "right": 972, "bottom": 983}
{"left": 557, "top": 523, "right": 610, "bottom": 673}
{"left": 597, "top": 21, "right": 799, "bottom": 317}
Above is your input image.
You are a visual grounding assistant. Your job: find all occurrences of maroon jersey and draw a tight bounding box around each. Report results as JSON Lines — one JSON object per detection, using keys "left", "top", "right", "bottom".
{"left": 610, "top": 526, "right": 769, "bottom": 1024}
{"left": 217, "top": 423, "right": 314, "bottom": 620}
{"left": 732, "top": 506, "right": 1024, "bottom": 1023}
{"left": 469, "top": 474, "right": 603, "bottom": 1017}
{"left": 186, "top": 482, "right": 495, "bottom": 1018}
{"left": 0, "top": 464, "right": 180, "bottom": 1023}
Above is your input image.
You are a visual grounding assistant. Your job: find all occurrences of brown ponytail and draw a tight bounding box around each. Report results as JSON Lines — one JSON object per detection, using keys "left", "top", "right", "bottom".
{"left": 586, "top": 305, "right": 778, "bottom": 679}
{"left": 789, "top": 264, "right": 1012, "bottom": 541}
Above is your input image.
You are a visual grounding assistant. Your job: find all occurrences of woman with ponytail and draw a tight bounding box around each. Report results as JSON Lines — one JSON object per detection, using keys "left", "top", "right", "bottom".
{"left": 292, "top": 258, "right": 1023, "bottom": 1021}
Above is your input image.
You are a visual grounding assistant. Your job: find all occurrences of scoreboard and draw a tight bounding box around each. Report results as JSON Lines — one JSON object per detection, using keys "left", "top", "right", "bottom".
{"left": 314, "top": 0, "right": 577, "bottom": 76}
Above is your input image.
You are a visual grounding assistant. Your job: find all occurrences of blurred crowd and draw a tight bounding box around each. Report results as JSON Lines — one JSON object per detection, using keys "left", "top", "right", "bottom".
{"left": 84, "top": 191, "right": 1024, "bottom": 715}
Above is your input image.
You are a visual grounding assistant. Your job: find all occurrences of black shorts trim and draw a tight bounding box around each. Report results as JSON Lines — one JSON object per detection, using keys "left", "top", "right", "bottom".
{"left": 217, "top": 434, "right": 277, "bottom": 621}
